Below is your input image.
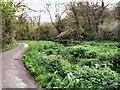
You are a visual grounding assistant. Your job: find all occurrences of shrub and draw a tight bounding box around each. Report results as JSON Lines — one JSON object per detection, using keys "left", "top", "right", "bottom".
{"left": 109, "top": 52, "right": 120, "bottom": 73}
{"left": 36, "top": 22, "right": 58, "bottom": 40}
{"left": 45, "top": 56, "right": 66, "bottom": 77}
{"left": 23, "top": 50, "right": 41, "bottom": 76}
{"left": 62, "top": 47, "right": 88, "bottom": 62}
{"left": 69, "top": 48, "right": 87, "bottom": 58}
{"left": 78, "top": 58, "right": 99, "bottom": 67}
{"left": 45, "top": 49, "right": 54, "bottom": 55}
{"left": 96, "top": 21, "right": 119, "bottom": 41}
{"left": 36, "top": 73, "right": 57, "bottom": 88}
{"left": 98, "top": 53, "right": 110, "bottom": 61}
{"left": 85, "top": 51, "right": 97, "bottom": 58}
{"left": 73, "top": 67, "right": 120, "bottom": 89}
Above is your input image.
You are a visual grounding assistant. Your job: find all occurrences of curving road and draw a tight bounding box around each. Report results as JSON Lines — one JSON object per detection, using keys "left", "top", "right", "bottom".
{"left": 0, "top": 44, "right": 38, "bottom": 89}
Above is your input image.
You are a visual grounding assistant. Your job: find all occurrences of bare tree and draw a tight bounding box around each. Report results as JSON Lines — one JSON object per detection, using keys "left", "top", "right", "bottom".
{"left": 91, "top": 0, "right": 109, "bottom": 32}
{"left": 66, "top": 1, "right": 84, "bottom": 39}
{"left": 67, "top": 0, "right": 109, "bottom": 33}
{"left": 45, "top": 1, "right": 65, "bottom": 34}
{"left": 79, "top": 0, "right": 109, "bottom": 33}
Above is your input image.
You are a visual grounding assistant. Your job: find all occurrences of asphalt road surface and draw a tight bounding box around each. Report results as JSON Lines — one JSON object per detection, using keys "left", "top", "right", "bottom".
{"left": 0, "top": 44, "right": 38, "bottom": 89}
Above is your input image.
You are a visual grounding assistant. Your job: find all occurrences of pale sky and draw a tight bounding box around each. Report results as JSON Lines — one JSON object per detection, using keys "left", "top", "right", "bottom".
{"left": 14, "top": 0, "right": 119, "bottom": 22}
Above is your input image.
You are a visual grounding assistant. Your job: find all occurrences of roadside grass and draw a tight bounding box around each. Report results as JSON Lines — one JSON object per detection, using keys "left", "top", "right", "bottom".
{"left": 0, "top": 41, "right": 18, "bottom": 52}
{"left": 0, "top": 40, "right": 41, "bottom": 52}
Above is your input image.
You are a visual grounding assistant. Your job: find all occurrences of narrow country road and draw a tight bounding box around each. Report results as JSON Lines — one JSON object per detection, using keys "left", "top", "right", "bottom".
{"left": 0, "top": 44, "right": 38, "bottom": 88}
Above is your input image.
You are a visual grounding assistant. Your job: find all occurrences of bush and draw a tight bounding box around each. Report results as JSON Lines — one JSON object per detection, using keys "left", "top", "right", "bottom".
{"left": 36, "top": 22, "right": 58, "bottom": 40}
{"left": 45, "top": 56, "right": 66, "bottom": 77}
{"left": 98, "top": 53, "right": 110, "bottom": 61}
{"left": 62, "top": 47, "right": 88, "bottom": 62}
{"left": 96, "top": 21, "right": 119, "bottom": 41}
{"left": 75, "top": 67, "right": 120, "bottom": 89}
{"left": 85, "top": 51, "right": 97, "bottom": 58}
{"left": 36, "top": 73, "right": 63, "bottom": 88}
{"left": 23, "top": 50, "right": 41, "bottom": 76}
{"left": 109, "top": 52, "right": 120, "bottom": 73}
{"left": 78, "top": 58, "right": 99, "bottom": 67}
{"left": 1, "top": 2, "right": 16, "bottom": 47}
{"left": 62, "top": 67, "right": 120, "bottom": 89}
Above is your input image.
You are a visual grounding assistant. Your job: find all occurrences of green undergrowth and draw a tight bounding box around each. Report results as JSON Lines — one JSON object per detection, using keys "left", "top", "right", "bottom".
{"left": 0, "top": 41, "right": 18, "bottom": 52}
{"left": 23, "top": 41, "right": 120, "bottom": 89}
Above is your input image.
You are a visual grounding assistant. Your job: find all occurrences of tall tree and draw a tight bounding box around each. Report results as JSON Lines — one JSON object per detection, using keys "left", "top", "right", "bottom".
{"left": 1, "top": 1, "right": 16, "bottom": 46}
{"left": 1, "top": 0, "right": 35, "bottom": 47}
{"left": 77, "top": 0, "right": 109, "bottom": 33}
{"left": 64, "top": 0, "right": 109, "bottom": 40}
{"left": 45, "top": 1, "right": 65, "bottom": 34}
{"left": 66, "top": 1, "right": 84, "bottom": 38}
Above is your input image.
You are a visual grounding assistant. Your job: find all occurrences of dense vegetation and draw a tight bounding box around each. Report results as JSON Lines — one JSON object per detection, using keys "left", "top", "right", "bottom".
{"left": 1, "top": 1, "right": 120, "bottom": 48}
{"left": 23, "top": 41, "right": 120, "bottom": 89}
